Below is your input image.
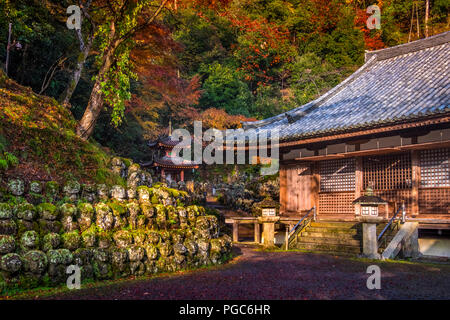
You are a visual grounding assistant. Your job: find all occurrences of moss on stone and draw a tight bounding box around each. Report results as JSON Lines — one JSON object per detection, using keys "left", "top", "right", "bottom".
{"left": 15, "top": 202, "right": 36, "bottom": 221}
{"left": 37, "top": 203, "right": 59, "bottom": 220}
{"left": 113, "top": 230, "right": 133, "bottom": 248}
{"left": 0, "top": 203, "right": 13, "bottom": 219}
{"left": 42, "top": 233, "right": 60, "bottom": 252}
{"left": 108, "top": 200, "right": 127, "bottom": 216}
{"left": 81, "top": 225, "right": 97, "bottom": 248}
{"left": 0, "top": 235, "right": 15, "bottom": 254}
{"left": 61, "top": 231, "right": 81, "bottom": 251}
{"left": 45, "top": 181, "right": 59, "bottom": 196}
{"left": 77, "top": 202, "right": 94, "bottom": 218}
{"left": 60, "top": 203, "right": 77, "bottom": 217}
{"left": 0, "top": 219, "right": 17, "bottom": 236}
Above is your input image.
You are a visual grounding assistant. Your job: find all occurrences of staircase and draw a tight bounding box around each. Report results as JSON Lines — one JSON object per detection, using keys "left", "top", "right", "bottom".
{"left": 289, "top": 220, "right": 398, "bottom": 256}
{"left": 289, "top": 221, "right": 362, "bottom": 255}
{"left": 289, "top": 220, "right": 396, "bottom": 256}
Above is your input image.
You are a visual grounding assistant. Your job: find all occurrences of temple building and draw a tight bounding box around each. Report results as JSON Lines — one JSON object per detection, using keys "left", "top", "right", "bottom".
{"left": 242, "top": 31, "right": 450, "bottom": 222}
{"left": 226, "top": 32, "right": 450, "bottom": 256}
{"left": 146, "top": 122, "right": 199, "bottom": 182}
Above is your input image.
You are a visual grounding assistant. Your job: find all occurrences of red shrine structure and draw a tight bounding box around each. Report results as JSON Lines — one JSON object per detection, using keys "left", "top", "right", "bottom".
{"left": 147, "top": 122, "right": 199, "bottom": 182}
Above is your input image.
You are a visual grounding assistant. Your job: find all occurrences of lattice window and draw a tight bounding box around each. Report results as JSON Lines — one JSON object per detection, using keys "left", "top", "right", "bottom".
{"left": 320, "top": 159, "right": 355, "bottom": 192}
{"left": 363, "top": 153, "right": 412, "bottom": 190}
{"left": 319, "top": 192, "right": 354, "bottom": 214}
{"left": 373, "top": 190, "right": 412, "bottom": 215}
{"left": 420, "top": 148, "right": 450, "bottom": 187}
{"left": 419, "top": 188, "right": 450, "bottom": 214}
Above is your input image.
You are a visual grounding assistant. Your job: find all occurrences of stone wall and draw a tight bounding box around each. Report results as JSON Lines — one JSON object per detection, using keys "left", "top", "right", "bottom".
{"left": 0, "top": 183, "right": 232, "bottom": 292}
{"left": 216, "top": 177, "right": 280, "bottom": 215}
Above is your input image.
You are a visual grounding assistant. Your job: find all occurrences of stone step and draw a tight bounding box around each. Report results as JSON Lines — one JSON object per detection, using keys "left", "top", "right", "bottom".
{"left": 293, "top": 242, "right": 361, "bottom": 254}
{"left": 300, "top": 231, "right": 361, "bottom": 241}
{"left": 297, "top": 236, "right": 361, "bottom": 246}
{"left": 293, "top": 250, "right": 358, "bottom": 257}
{"left": 306, "top": 227, "right": 360, "bottom": 235}
{"left": 310, "top": 221, "right": 359, "bottom": 229}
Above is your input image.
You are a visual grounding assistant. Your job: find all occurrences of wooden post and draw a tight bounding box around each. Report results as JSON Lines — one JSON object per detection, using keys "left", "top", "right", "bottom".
{"left": 355, "top": 157, "right": 363, "bottom": 216}
{"left": 285, "top": 225, "right": 289, "bottom": 250}
{"left": 411, "top": 150, "right": 420, "bottom": 216}
{"left": 254, "top": 223, "right": 260, "bottom": 243}
{"left": 279, "top": 165, "right": 287, "bottom": 214}
{"left": 310, "top": 163, "right": 320, "bottom": 214}
{"left": 232, "top": 222, "right": 239, "bottom": 242}
{"left": 262, "top": 222, "right": 275, "bottom": 247}
{"left": 180, "top": 170, "right": 184, "bottom": 182}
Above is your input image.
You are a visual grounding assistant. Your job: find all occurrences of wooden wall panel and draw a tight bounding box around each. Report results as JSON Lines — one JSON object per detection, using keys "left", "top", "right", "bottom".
{"left": 319, "top": 192, "right": 354, "bottom": 215}
{"left": 282, "top": 164, "right": 312, "bottom": 214}
{"left": 418, "top": 148, "right": 450, "bottom": 214}
{"left": 297, "top": 164, "right": 312, "bottom": 212}
{"left": 419, "top": 188, "right": 450, "bottom": 214}
{"left": 363, "top": 153, "right": 412, "bottom": 190}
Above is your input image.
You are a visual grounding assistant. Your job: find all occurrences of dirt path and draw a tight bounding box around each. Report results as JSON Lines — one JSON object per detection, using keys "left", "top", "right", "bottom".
{"left": 41, "top": 244, "right": 450, "bottom": 300}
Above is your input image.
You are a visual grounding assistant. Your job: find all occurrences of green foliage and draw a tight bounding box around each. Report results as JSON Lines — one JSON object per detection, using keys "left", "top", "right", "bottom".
{"left": 200, "top": 62, "right": 253, "bottom": 116}
{"left": 0, "top": 134, "right": 18, "bottom": 171}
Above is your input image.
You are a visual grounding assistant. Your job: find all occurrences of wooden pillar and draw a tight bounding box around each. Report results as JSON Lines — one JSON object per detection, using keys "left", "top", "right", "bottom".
{"left": 310, "top": 163, "right": 320, "bottom": 213}
{"left": 180, "top": 170, "right": 184, "bottom": 182}
{"left": 161, "top": 168, "right": 165, "bottom": 179}
{"left": 411, "top": 150, "right": 420, "bottom": 216}
{"left": 262, "top": 222, "right": 275, "bottom": 247}
{"left": 232, "top": 222, "right": 239, "bottom": 242}
{"left": 285, "top": 225, "right": 289, "bottom": 250}
{"left": 279, "top": 165, "right": 287, "bottom": 214}
{"left": 355, "top": 157, "right": 363, "bottom": 216}
{"left": 254, "top": 223, "right": 260, "bottom": 243}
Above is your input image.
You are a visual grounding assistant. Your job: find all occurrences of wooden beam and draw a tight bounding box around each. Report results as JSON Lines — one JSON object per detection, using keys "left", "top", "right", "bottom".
{"left": 232, "top": 222, "right": 239, "bottom": 242}
{"left": 411, "top": 150, "right": 420, "bottom": 217}
{"left": 346, "top": 139, "right": 370, "bottom": 145}
{"left": 279, "top": 165, "right": 288, "bottom": 214}
{"left": 293, "top": 140, "right": 450, "bottom": 162}
{"left": 310, "top": 162, "right": 320, "bottom": 214}
{"left": 355, "top": 157, "right": 363, "bottom": 216}
{"left": 254, "top": 223, "right": 261, "bottom": 243}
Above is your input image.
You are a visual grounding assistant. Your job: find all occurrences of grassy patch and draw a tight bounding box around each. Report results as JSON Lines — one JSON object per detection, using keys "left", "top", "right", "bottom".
{"left": 0, "top": 70, "right": 123, "bottom": 186}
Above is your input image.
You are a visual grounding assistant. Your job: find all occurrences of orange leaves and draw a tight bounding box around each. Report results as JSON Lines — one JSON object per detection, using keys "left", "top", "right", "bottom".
{"left": 197, "top": 108, "right": 255, "bottom": 130}
{"left": 355, "top": 8, "right": 385, "bottom": 50}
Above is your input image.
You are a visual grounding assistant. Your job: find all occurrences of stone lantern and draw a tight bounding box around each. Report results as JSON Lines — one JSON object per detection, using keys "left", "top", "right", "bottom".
{"left": 352, "top": 186, "right": 387, "bottom": 217}
{"left": 258, "top": 197, "right": 280, "bottom": 247}
{"left": 259, "top": 197, "right": 279, "bottom": 217}
{"left": 353, "top": 187, "right": 387, "bottom": 259}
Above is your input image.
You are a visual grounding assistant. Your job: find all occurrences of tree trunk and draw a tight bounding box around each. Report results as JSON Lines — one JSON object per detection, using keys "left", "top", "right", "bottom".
{"left": 59, "top": 35, "right": 93, "bottom": 107}
{"left": 76, "top": 79, "right": 105, "bottom": 140}
{"left": 425, "top": 0, "right": 429, "bottom": 38}
{"left": 5, "top": 23, "right": 12, "bottom": 76}
{"left": 76, "top": 32, "right": 118, "bottom": 140}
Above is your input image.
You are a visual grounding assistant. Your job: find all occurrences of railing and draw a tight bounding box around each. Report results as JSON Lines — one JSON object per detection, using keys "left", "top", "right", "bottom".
{"left": 377, "top": 203, "right": 405, "bottom": 249}
{"left": 285, "top": 206, "right": 316, "bottom": 250}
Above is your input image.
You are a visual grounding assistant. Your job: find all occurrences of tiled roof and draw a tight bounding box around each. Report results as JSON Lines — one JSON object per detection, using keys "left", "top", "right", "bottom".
{"left": 242, "top": 32, "right": 450, "bottom": 142}
{"left": 154, "top": 155, "right": 199, "bottom": 169}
